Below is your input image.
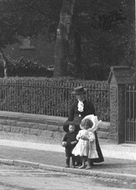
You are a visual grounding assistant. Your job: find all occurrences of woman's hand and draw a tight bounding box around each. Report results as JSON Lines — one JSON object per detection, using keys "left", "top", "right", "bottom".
{"left": 81, "top": 135, "right": 89, "bottom": 140}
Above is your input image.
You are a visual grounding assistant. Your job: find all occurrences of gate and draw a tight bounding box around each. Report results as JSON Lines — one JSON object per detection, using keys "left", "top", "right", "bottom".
{"left": 125, "top": 84, "right": 136, "bottom": 143}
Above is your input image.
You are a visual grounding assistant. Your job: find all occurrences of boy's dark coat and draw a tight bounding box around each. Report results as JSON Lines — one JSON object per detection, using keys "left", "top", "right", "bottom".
{"left": 63, "top": 131, "right": 78, "bottom": 157}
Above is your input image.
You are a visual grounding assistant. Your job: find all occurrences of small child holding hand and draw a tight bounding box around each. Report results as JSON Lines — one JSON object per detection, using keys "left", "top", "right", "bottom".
{"left": 62, "top": 124, "right": 78, "bottom": 168}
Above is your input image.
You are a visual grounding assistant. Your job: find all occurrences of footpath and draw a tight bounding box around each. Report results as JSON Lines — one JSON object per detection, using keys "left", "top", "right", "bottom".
{"left": 0, "top": 138, "right": 136, "bottom": 182}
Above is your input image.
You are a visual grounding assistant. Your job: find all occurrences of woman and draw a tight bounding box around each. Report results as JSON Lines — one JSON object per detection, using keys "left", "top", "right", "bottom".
{"left": 63, "top": 86, "right": 104, "bottom": 165}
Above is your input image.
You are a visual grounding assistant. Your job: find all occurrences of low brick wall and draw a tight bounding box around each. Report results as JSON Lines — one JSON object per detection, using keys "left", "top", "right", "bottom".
{"left": 0, "top": 111, "right": 110, "bottom": 144}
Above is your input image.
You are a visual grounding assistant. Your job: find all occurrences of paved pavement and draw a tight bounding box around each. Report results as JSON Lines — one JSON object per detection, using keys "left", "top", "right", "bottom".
{"left": 0, "top": 139, "right": 136, "bottom": 181}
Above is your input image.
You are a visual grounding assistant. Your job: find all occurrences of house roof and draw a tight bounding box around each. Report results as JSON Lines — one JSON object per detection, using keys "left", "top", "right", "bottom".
{"left": 108, "top": 66, "right": 135, "bottom": 84}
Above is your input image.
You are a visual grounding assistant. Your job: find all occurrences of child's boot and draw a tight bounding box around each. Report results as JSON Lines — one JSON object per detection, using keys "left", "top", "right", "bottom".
{"left": 71, "top": 156, "right": 75, "bottom": 168}
{"left": 66, "top": 157, "right": 70, "bottom": 168}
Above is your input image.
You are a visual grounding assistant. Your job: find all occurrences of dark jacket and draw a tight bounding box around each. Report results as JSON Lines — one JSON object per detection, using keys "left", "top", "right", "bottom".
{"left": 68, "top": 99, "right": 95, "bottom": 121}
{"left": 63, "top": 131, "right": 78, "bottom": 149}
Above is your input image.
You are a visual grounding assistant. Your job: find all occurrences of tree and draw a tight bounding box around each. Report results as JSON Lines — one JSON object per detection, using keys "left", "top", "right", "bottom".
{"left": 0, "top": 0, "right": 135, "bottom": 79}
{"left": 74, "top": 0, "right": 135, "bottom": 79}
{"left": 0, "top": 0, "right": 62, "bottom": 77}
{"left": 54, "top": 0, "right": 75, "bottom": 77}
{"left": 0, "top": 0, "right": 20, "bottom": 77}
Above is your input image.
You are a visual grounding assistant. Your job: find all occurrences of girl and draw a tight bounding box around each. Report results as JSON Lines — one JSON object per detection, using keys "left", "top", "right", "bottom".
{"left": 72, "top": 115, "right": 101, "bottom": 169}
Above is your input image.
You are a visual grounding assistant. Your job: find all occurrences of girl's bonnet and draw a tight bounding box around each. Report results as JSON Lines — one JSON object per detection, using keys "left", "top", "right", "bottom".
{"left": 80, "top": 114, "right": 102, "bottom": 132}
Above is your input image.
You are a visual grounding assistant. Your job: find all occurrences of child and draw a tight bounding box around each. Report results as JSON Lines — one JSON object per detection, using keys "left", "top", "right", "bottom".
{"left": 72, "top": 115, "right": 100, "bottom": 169}
{"left": 62, "top": 124, "right": 78, "bottom": 168}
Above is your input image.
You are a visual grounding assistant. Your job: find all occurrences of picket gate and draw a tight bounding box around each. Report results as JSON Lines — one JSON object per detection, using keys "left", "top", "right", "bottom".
{"left": 125, "top": 84, "right": 136, "bottom": 143}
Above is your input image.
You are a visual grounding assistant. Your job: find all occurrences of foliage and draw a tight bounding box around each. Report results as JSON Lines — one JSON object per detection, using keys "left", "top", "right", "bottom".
{"left": 72, "top": 0, "right": 135, "bottom": 79}
{"left": 0, "top": 0, "right": 62, "bottom": 45}
{"left": 0, "top": 57, "right": 53, "bottom": 77}
{"left": 0, "top": 0, "right": 135, "bottom": 80}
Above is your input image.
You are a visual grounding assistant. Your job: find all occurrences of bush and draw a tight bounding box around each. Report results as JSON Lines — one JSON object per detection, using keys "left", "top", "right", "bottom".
{"left": 1, "top": 57, "right": 53, "bottom": 77}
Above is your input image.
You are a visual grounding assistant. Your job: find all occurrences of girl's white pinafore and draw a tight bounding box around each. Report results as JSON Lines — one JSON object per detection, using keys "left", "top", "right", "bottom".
{"left": 72, "top": 129, "right": 89, "bottom": 157}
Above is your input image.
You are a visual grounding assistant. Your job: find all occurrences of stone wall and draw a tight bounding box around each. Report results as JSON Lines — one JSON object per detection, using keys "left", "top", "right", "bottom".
{"left": 0, "top": 111, "right": 110, "bottom": 144}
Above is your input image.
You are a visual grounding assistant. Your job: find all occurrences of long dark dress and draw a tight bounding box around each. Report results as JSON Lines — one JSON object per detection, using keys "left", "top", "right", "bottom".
{"left": 63, "top": 99, "right": 104, "bottom": 163}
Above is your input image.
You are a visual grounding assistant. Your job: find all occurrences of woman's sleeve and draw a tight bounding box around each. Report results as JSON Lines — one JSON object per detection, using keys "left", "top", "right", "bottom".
{"left": 68, "top": 103, "right": 75, "bottom": 121}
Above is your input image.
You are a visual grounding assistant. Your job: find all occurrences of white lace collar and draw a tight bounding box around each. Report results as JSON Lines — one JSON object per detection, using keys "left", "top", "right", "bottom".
{"left": 77, "top": 101, "right": 84, "bottom": 112}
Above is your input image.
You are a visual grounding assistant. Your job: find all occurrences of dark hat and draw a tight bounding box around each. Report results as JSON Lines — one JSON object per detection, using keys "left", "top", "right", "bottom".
{"left": 63, "top": 116, "right": 83, "bottom": 132}
{"left": 72, "top": 86, "right": 87, "bottom": 95}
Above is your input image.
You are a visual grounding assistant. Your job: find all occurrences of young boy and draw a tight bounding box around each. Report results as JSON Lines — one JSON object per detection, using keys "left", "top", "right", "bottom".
{"left": 62, "top": 124, "right": 78, "bottom": 168}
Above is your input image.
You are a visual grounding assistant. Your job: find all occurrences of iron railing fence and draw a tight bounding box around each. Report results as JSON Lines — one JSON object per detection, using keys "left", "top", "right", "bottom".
{"left": 125, "top": 84, "right": 136, "bottom": 143}
{"left": 0, "top": 78, "right": 110, "bottom": 121}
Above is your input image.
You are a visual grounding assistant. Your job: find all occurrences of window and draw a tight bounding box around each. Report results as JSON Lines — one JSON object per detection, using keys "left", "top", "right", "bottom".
{"left": 20, "top": 37, "right": 35, "bottom": 50}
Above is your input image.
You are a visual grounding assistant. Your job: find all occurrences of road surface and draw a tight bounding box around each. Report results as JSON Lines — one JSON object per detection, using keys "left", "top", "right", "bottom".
{"left": 0, "top": 164, "right": 135, "bottom": 190}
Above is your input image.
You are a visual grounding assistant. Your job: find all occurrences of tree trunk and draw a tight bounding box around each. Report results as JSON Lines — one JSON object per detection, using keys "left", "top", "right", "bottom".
{"left": 73, "top": 30, "right": 82, "bottom": 77}
{"left": 54, "top": 0, "right": 75, "bottom": 77}
{"left": 0, "top": 49, "right": 8, "bottom": 78}
{"left": 134, "top": 0, "right": 136, "bottom": 68}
